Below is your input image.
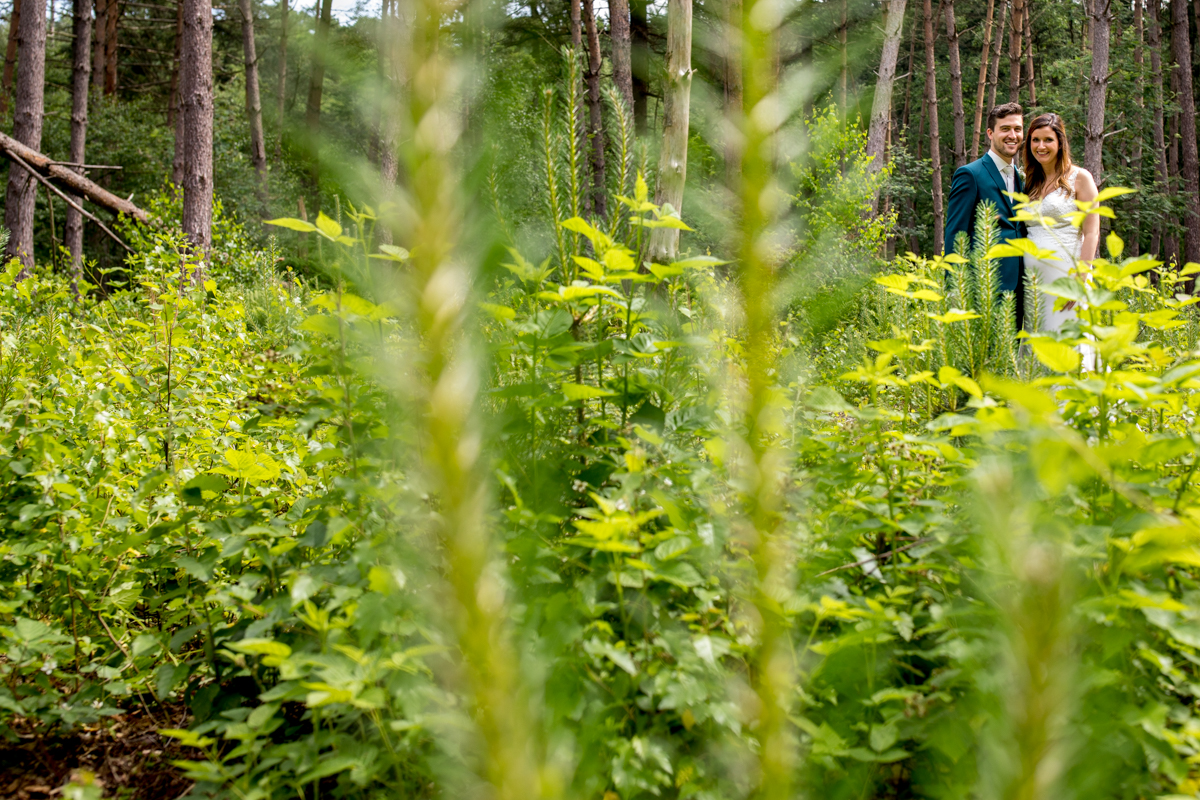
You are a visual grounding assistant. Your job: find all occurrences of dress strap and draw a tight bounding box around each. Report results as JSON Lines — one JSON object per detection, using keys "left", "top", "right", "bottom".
{"left": 1068, "top": 166, "right": 1080, "bottom": 197}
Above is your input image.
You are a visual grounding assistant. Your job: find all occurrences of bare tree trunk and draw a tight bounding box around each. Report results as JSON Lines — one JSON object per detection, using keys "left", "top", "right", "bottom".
{"left": 1084, "top": 0, "right": 1110, "bottom": 181}
{"left": 304, "top": 0, "right": 333, "bottom": 215}
{"left": 3, "top": 0, "right": 44, "bottom": 271}
{"left": 944, "top": 0, "right": 965, "bottom": 167}
{"left": 1150, "top": 0, "right": 1167, "bottom": 255}
{"left": 171, "top": 0, "right": 183, "bottom": 185}
{"left": 582, "top": 0, "right": 605, "bottom": 218}
{"left": 611, "top": 0, "right": 631, "bottom": 112}
{"left": 276, "top": 0, "right": 286, "bottom": 163}
{"left": 65, "top": 0, "right": 92, "bottom": 288}
{"left": 867, "top": 0, "right": 906, "bottom": 201}
{"left": 723, "top": 0, "right": 741, "bottom": 189}
{"left": 1172, "top": 0, "right": 1200, "bottom": 262}
{"left": 901, "top": 9, "right": 917, "bottom": 130}
{"left": 648, "top": 0, "right": 691, "bottom": 262}
{"left": 1008, "top": 0, "right": 1023, "bottom": 101}
{"left": 103, "top": 0, "right": 116, "bottom": 94}
{"left": 91, "top": 0, "right": 105, "bottom": 92}
{"left": 988, "top": 0, "right": 1008, "bottom": 109}
{"left": 1130, "top": 0, "right": 1144, "bottom": 254}
{"left": 1024, "top": 0, "right": 1036, "bottom": 105}
{"left": 631, "top": 0, "right": 648, "bottom": 132}
{"left": 1, "top": 0, "right": 21, "bottom": 117}
{"left": 238, "top": 0, "right": 267, "bottom": 204}
{"left": 569, "top": 0, "right": 580, "bottom": 48}
{"left": 923, "top": 0, "right": 944, "bottom": 252}
{"left": 168, "top": 0, "right": 181, "bottom": 127}
{"left": 180, "top": 0, "right": 213, "bottom": 253}
{"left": 971, "top": 0, "right": 996, "bottom": 158}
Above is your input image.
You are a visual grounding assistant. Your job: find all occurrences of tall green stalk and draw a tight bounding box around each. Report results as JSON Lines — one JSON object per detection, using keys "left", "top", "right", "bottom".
{"left": 736, "top": 3, "right": 796, "bottom": 797}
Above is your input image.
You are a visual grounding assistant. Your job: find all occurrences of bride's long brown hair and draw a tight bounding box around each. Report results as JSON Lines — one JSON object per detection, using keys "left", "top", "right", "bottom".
{"left": 1022, "top": 113, "right": 1075, "bottom": 200}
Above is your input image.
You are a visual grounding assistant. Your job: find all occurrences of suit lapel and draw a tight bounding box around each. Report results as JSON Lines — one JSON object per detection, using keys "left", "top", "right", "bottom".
{"left": 980, "top": 154, "right": 1015, "bottom": 215}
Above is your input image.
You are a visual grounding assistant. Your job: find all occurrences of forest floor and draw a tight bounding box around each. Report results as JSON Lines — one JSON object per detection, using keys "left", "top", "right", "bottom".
{"left": 0, "top": 704, "right": 195, "bottom": 799}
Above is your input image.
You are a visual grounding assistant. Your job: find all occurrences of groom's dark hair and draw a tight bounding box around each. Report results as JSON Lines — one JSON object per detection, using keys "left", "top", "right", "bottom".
{"left": 987, "top": 102, "right": 1025, "bottom": 132}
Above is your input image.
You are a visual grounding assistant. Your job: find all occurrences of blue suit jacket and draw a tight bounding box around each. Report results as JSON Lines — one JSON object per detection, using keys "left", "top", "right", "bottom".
{"left": 944, "top": 154, "right": 1026, "bottom": 292}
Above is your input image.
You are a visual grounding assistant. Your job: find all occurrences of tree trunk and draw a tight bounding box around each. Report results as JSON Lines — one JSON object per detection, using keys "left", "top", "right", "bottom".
{"left": 1023, "top": 0, "right": 1036, "bottom": 105}
{"left": 275, "top": 0, "right": 286, "bottom": 163}
{"left": 611, "top": 0, "right": 632, "bottom": 113}
{"left": 238, "top": 0, "right": 267, "bottom": 204}
{"left": 171, "top": 0, "right": 184, "bottom": 186}
{"left": 1, "top": 0, "right": 21, "bottom": 118}
{"left": 1172, "top": 0, "right": 1200, "bottom": 263}
{"left": 304, "top": 0, "right": 333, "bottom": 215}
{"left": 722, "top": 0, "right": 741, "bottom": 189}
{"left": 1150, "top": 0, "right": 1167, "bottom": 255}
{"left": 65, "top": 0, "right": 92, "bottom": 287}
{"left": 923, "top": 0, "right": 944, "bottom": 252}
{"left": 1084, "top": 0, "right": 1110, "bottom": 181}
{"left": 1008, "top": 0, "right": 1023, "bottom": 102}
{"left": 91, "top": 0, "right": 105, "bottom": 92}
{"left": 3, "top": 0, "right": 44, "bottom": 271}
{"left": 631, "top": 0, "right": 649, "bottom": 132}
{"left": 971, "top": 0, "right": 996, "bottom": 158}
{"left": 569, "top": 0, "right": 580, "bottom": 48}
{"left": 582, "top": 0, "right": 605, "bottom": 218}
{"left": 1131, "top": 0, "right": 1144, "bottom": 254}
{"left": 168, "top": 0, "right": 181, "bottom": 127}
{"left": 838, "top": 0, "right": 848, "bottom": 115}
{"left": 103, "top": 0, "right": 116, "bottom": 94}
{"left": 901, "top": 8, "right": 917, "bottom": 131}
{"left": 867, "top": 0, "right": 906, "bottom": 200}
{"left": 988, "top": 0, "right": 1008, "bottom": 109}
{"left": 648, "top": 0, "right": 691, "bottom": 262}
{"left": 180, "top": 0, "right": 213, "bottom": 253}
{"left": 944, "top": 0, "right": 965, "bottom": 167}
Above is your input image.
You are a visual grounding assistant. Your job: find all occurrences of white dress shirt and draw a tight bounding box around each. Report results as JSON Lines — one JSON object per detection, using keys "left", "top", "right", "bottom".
{"left": 988, "top": 148, "right": 1016, "bottom": 195}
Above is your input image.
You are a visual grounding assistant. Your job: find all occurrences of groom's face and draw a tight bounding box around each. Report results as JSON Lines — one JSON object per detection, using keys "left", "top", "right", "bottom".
{"left": 987, "top": 115, "right": 1025, "bottom": 160}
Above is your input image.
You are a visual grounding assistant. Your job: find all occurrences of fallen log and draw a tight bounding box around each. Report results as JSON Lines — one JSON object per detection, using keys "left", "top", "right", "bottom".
{"left": 0, "top": 129, "right": 149, "bottom": 223}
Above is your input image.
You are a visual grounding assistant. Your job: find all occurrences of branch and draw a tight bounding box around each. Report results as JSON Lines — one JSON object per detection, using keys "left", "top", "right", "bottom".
{"left": 816, "top": 537, "right": 933, "bottom": 577}
{"left": 7, "top": 150, "right": 133, "bottom": 253}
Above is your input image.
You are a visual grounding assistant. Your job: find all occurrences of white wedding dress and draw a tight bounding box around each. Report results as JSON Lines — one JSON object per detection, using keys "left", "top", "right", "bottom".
{"left": 1023, "top": 166, "right": 1083, "bottom": 333}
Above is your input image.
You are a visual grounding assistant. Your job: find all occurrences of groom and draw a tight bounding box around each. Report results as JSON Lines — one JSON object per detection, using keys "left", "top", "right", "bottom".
{"left": 944, "top": 102, "right": 1027, "bottom": 325}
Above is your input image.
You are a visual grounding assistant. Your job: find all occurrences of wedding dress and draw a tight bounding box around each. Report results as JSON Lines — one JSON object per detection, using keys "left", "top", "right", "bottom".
{"left": 1023, "top": 166, "right": 1083, "bottom": 333}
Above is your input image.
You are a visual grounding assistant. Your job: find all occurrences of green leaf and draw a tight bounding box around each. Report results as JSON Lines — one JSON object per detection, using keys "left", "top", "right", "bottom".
{"left": 1094, "top": 186, "right": 1136, "bottom": 203}
{"left": 264, "top": 217, "right": 317, "bottom": 233}
{"left": 315, "top": 212, "right": 342, "bottom": 240}
{"left": 562, "top": 382, "right": 617, "bottom": 400}
{"left": 1030, "top": 338, "right": 1081, "bottom": 372}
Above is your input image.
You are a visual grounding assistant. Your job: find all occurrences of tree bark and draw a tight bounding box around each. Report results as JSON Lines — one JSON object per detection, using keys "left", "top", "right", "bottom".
{"left": 1172, "top": 0, "right": 1200, "bottom": 263}
{"left": 1083, "top": 0, "right": 1110, "bottom": 182}
{"left": 168, "top": 0, "right": 181, "bottom": 127}
{"left": 3, "top": 0, "right": 44, "bottom": 270}
{"left": 0, "top": 130, "right": 147, "bottom": 220}
{"left": 838, "top": 0, "right": 848, "bottom": 115}
{"left": 648, "top": 0, "right": 691, "bottom": 262}
{"left": 923, "top": 0, "right": 944, "bottom": 253}
{"left": 91, "top": 0, "right": 105, "bottom": 92}
{"left": 1, "top": 0, "right": 20, "bottom": 118}
{"left": 304, "top": 0, "right": 333, "bottom": 215}
{"left": 1023, "top": 0, "right": 1036, "bottom": 105}
{"left": 901, "top": 7, "right": 917, "bottom": 130}
{"left": 582, "top": 0, "right": 605, "bottom": 218}
{"left": 238, "top": 0, "right": 267, "bottom": 204}
{"left": 569, "top": 0, "right": 580, "bottom": 49}
{"left": 171, "top": 0, "right": 184, "bottom": 186}
{"left": 970, "top": 0, "right": 996, "bottom": 158}
{"left": 631, "top": 0, "right": 649, "bottom": 133}
{"left": 103, "top": 0, "right": 116, "bottom": 95}
{"left": 723, "top": 0, "right": 741, "bottom": 189}
{"left": 180, "top": 0, "right": 213, "bottom": 253}
{"left": 275, "top": 0, "right": 286, "bottom": 163}
{"left": 988, "top": 0, "right": 1008, "bottom": 110}
{"left": 610, "top": 0, "right": 632, "bottom": 113}
{"left": 944, "top": 0, "right": 965, "bottom": 167}
{"left": 1131, "top": 0, "right": 1144, "bottom": 254}
{"left": 1008, "top": 0, "right": 1023, "bottom": 102}
{"left": 65, "top": 0, "right": 92, "bottom": 286}
{"left": 1149, "top": 0, "right": 1167, "bottom": 255}
{"left": 867, "top": 0, "right": 906, "bottom": 200}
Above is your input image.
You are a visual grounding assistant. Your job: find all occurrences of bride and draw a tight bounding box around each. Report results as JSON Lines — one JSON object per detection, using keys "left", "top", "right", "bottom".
{"left": 1020, "top": 113, "right": 1099, "bottom": 335}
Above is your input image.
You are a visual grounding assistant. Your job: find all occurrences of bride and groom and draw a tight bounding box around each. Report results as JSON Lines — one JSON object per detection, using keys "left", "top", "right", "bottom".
{"left": 944, "top": 101, "right": 1101, "bottom": 336}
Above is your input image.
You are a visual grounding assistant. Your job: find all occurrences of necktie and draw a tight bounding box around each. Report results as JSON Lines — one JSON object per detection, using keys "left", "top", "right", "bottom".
{"left": 1001, "top": 165, "right": 1013, "bottom": 194}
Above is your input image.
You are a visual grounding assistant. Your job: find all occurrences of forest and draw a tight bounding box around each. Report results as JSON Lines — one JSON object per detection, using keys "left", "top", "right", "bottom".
{"left": 4, "top": 0, "right": 1200, "bottom": 797}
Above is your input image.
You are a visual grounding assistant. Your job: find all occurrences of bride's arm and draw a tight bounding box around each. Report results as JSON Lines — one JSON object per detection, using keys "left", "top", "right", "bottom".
{"left": 1076, "top": 169, "right": 1100, "bottom": 262}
